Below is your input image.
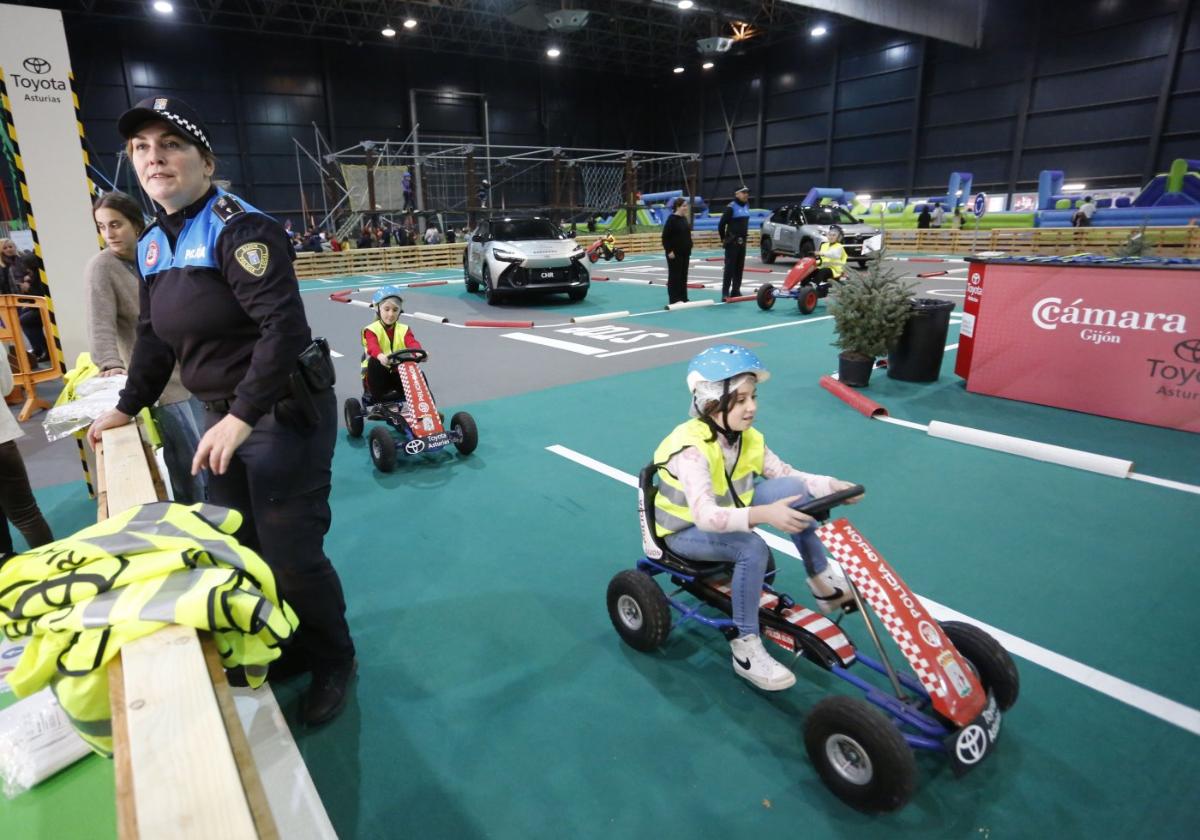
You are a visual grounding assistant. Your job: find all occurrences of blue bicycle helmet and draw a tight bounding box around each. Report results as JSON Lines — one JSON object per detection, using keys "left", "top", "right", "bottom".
{"left": 687, "top": 344, "right": 770, "bottom": 392}
{"left": 372, "top": 285, "right": 404, "bottom": 310}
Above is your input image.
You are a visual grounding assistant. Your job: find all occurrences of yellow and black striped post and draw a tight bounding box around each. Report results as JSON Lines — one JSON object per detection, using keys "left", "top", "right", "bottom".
{"left": 0, "top": 68, "right": 95, "bottom": 496}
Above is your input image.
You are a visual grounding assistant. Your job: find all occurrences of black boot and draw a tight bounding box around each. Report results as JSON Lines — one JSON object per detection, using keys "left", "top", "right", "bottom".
{"left": 302, "top": 659, "right": 357, "bottom": 727}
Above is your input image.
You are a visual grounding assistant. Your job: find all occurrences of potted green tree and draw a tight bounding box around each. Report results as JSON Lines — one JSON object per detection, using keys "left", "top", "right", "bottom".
{"left": 828, "top": 255, "right": 916, "bottom": 387}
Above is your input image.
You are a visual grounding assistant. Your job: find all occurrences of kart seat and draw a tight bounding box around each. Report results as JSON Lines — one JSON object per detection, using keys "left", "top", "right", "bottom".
{"left": 640, "top": 463, "right": 736, "bottom": 579}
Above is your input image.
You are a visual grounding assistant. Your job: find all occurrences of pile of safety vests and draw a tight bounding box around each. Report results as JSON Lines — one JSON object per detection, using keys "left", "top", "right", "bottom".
{"left": 0, "top": 502, "right": 298, "bottom": 755}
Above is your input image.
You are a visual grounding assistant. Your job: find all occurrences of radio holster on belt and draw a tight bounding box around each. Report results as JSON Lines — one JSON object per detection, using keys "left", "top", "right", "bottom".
{"left": 275, "top": 337, "right": 336, "bottom": 430}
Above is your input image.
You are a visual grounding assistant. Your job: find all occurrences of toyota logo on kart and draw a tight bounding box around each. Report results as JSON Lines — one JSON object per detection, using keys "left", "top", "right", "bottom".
{"left": 404, "top": 439, "right": 426, "bottom": 455}
{"left": 23, "top": 57, "right": 51, "bottom": 74}
{"left": 1174, "top": 338, "right": 1200, "bottom": 364}
{"left": 954, "top": 725, "right": 988, "bottom": 765}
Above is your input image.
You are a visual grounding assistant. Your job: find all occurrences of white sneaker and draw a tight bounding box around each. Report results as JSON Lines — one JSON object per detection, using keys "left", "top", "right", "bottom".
{"left": 729, "top": 634, "right": 796, "bottom": 691}
{"left": 807, "top": 566, "right": 856, "bottom": 615}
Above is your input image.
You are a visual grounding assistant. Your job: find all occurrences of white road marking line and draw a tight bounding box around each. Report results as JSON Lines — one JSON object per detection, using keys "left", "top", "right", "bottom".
{"left": 595, "top": 316, "right": 833, "bottom": 358}
{"left": 501, "top": 332, "right": 608, "bottom": 355}
{"left": 1128, "top": 473, "right": 1200, "bottom": 495}
{"left": 545, "top": 444, "right": 1200, "bottom": 737}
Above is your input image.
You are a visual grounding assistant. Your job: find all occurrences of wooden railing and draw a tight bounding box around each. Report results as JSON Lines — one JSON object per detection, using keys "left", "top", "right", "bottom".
{"left": 882, "top": 225, "right": 1200, "bottom": 258}
{"left": 291, "top": 229, "right": 761, "bottom": 280}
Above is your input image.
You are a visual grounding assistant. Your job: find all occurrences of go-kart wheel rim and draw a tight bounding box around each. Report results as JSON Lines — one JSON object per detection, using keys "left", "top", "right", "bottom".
{"left": 371, "top": 438, "right": 384, "bottom": 460}
{"left": 824, "top": 734, "right": 874, "bottom": 786}
{"left": 616, "top": 594, "right": 644, "bottom": 631}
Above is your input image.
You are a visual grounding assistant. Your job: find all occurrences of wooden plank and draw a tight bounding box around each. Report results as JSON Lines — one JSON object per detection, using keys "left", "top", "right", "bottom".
{"left": 109, "top": 655, "right": 138, "bottom": 839}
{"left": 101, "top": 423, "right": 159, "bottom": 514}
{"left": 120, "top": 625, "right": 258, "bottom": 839}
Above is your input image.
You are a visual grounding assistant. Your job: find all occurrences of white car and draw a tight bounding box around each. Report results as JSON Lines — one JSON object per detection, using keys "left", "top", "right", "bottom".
{"left": 463, "top": 217, "right": 589, "bottom": 305}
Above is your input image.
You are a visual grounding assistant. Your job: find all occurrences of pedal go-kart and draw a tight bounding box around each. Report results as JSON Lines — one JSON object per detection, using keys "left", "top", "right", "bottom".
{"left": 756, "top": 256, "right": 838, "bottom": 315}
{"left": 343, "top": 349, "right": 478, "bottom": 472}
{"left": 585, "top": 235, "right": 625, "bottom": 263}
{"left": 606, "top": 467, "right": 1019, "bottom": 813}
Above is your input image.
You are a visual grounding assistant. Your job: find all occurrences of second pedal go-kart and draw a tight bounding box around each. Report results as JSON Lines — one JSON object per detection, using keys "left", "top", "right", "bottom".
{"left": 756, "top": 256, "right": 837, "bottom": 315}
{"left": 606, "top": 467, "right": 1019, "bottom": 813}
{"left": 343, "top": 349, "right": 479, "bottom": 472}
{"left": 585, "top": 235, "right": 625, "bottom": 263}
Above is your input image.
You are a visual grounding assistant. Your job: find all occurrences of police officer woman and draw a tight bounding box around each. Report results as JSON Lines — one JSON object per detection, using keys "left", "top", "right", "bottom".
{"left": 87, "top": 97, "right": 356, "bottom": 726}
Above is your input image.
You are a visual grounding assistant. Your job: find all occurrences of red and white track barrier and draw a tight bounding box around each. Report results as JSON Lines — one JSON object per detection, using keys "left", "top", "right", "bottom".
{"left": 570, "top": 310, "right": 631, "bottom": 324}
{"left": 686, "top": 282, "right": 705, "bottom": 289}
{"left": 819, "top": 375, "right": 889, "bottom": 418}
{"left": 743, "top": 267, "right": 773, "bottom": 274}
{"left": 704, "top": 256, "right": 725, "bottom": 262}
{"left": 465, "top": 320, "right": 535, "bottom": 328}
{"left": 407, "top": 280, "right": 449, "bottom": 288}
{"left": 590, "top": 275, "right": 610, "bottom": 281}
{"left": 329, "top": 290, "right": 352, "bottom": 302}
{"left": 917, "top": 270, "right": 948, "bottom": 278}
{"left": 723, "top": 295, "right": 756, "bottom": 303}
{"left": 926, "top": 421, "right": 1134, "bottom": 478}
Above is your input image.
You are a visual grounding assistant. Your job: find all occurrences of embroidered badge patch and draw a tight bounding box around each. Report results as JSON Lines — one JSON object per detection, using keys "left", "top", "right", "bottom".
{"left": 234, "top": 242, "right": 269, "bottom": 277}
{"left": 145, "top": 240, "right": 159, "bottom": 268}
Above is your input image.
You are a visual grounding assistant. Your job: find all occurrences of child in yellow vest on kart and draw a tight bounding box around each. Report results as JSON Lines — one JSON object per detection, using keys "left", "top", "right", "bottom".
{"left": 812, "top": 224, "right": 848, "bottom": 286}
{"left": 361, "top": 286, "right": 424, "bottom": 402}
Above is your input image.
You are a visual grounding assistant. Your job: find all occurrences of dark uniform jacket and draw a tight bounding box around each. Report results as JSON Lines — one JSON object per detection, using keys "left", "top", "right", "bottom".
{"left": 116, "top": 186, "right": 311, "bottom": 427}
{"left": 717, "top": 200, "right": 750, "bottom": 245}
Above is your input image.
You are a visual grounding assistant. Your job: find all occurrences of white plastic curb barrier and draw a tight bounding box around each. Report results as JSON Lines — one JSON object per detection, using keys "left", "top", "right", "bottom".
{"left": 927, "top": 421, "right": 1134, "bottom": 478}
{"left": 571, "top": 311, "right": 631, "bottom": 323}
{"left": 411, "top": 312, "right": 450, "bottom": 323}
{"left": 666, "top": 300, "right": 716, "bottom": 310}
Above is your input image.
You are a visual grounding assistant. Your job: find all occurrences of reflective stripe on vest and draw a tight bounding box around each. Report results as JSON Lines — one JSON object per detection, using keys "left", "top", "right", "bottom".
{"left": 650, "top": 418, "right": 764, "bottom": 537}
{"left": 361, "top": 320, "right": 412, "bottom": 371}
{"left": 819, "top": 241, "right": 847, "bottom": 277}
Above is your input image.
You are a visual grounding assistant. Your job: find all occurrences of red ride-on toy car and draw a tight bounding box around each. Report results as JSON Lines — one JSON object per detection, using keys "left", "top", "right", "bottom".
{"left": 585, "top": 234, "right": 625, "bottom": 263}
{"left": 756, "top": 256, "right": 838, "bottom": 314}
{"left": 343, "top": 349, "right": 478, "bottom": 472}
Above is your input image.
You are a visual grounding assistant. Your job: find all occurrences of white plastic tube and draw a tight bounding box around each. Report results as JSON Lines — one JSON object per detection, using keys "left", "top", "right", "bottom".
{"left": 571, "top": 311, "right": 631, "bottom": 323}
{"left": 410, "top": 312, "right": 450, "bottom": 323}
{"left": 927, "top": 421, "right": 1133, "bottom": 478}
{"left": 666, "top": 300, "right": 716, "bottom": 310}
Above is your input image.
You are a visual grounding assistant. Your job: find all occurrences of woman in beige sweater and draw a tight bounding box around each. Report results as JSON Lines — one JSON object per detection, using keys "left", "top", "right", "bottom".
{"left": 86, "top": 191, "right": 206, "bottom": 502}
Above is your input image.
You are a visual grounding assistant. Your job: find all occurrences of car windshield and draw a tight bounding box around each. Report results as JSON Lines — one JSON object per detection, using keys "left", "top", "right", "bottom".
{"left": 490, "top": 219, "right": 562, "bottom": 241}
{"left": 804, "top": 206, "right": 859, "bottom": 225}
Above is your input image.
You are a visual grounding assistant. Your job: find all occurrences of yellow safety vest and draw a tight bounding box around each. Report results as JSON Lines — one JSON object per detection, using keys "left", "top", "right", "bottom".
{"left": 818, "top": 241, "right": 847, "bottom": 278}
{"left": 651, "top": 418, "right": 765, "bottom": 536}
{"left": 361, "top": 319, "right": 412, "bottom": 372}
{"left": 0, "top": 502, "right": 298, "bottom": 756}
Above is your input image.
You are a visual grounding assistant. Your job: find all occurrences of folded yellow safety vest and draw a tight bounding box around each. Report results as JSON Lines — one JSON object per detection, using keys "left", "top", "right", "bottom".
{"left": 0, "top": 502, "right": 299, "bottom": 756}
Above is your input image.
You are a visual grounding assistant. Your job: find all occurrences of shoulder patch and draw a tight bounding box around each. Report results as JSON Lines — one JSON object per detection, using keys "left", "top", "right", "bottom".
{"left": 234, "top": 242, "right": 270, "bottom": 277}
{"left": 212, "top": 195, "right": 247, "bottom": 223}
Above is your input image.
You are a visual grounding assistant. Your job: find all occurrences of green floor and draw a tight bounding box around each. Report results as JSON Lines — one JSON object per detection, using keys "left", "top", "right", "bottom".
{"left": 5, "top": 267, "right": 1198, "bottom": 838}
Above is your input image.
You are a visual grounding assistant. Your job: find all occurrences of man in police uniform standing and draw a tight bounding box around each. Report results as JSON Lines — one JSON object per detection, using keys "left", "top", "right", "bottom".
{"left": 718, "top": 186, "right": 751, "bottom": 300}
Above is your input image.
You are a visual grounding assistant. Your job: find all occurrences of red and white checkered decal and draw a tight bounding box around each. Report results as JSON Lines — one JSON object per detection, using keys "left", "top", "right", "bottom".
{"left": 817, "top": 518, "right": 985, "bottom": 726}
{"left": 397, "top": 362, "right": 444, "bottom": 437}
{"left": 709, "top": 578, "right": 856, "bottom": 666}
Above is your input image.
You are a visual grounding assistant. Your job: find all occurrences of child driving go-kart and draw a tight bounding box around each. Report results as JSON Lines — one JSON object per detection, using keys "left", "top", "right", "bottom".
{"left": 362, "top": 285, "right": 423, "bottom": 404}
{"left": 812, "top": 224, "right": 848, "bottom": 286}
{"left": 756, "top": 224, "right": 850, "bottom": 314}
{"left": 648, "top": 344, "right": 861, "bottom": 691}
{"left": 586, "top": 233, "right": 625, "bottom": 263}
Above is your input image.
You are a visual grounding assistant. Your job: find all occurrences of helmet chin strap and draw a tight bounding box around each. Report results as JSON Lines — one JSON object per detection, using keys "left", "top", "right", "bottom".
{"left": 702, "top": 377, "right": 742, "bottom": 445}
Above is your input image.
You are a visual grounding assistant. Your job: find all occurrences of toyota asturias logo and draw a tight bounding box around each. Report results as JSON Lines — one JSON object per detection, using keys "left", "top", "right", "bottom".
{"left": 23, "top": 57, "right": 51, "bottom": 74}
{"left": 1174, "top": 338, "right": 1200, "bottom": 364}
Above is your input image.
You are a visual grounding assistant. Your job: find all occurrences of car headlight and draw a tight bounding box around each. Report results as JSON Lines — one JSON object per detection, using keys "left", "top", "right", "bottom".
{"left": 492, "top": 247, "right": 525, "bottom": 263}
{"left": 569, "top": 245, "right": 586, "bottom": 261}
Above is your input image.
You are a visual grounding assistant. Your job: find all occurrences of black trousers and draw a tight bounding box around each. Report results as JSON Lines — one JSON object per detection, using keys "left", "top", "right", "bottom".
{"left": 19, "top": 309, "right": 48, "bottom": 358}
{"left": 205, "top": 390, "right": 355, "bottom": 671}
{"left": 811, "top": 267, "right": 839, "bottom": 286}
{"left": 722, "top": 240, "right": 746, "bottom": 299}
{"left": 0, "top": 439, "right": 52, "bottom": 555}
{"left": 666, "top": 250, "right": 691, "bottom": 304}
{"left": 364, "top": 356, "right": 404, "bottom": 400}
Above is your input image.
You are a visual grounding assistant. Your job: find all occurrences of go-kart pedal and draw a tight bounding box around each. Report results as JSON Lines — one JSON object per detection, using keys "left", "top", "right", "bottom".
{"left": 808, "top": 566, "right": 858, "bottom": 615}
{"left": 730, "top": 634, "right": 797, "bottom": 691}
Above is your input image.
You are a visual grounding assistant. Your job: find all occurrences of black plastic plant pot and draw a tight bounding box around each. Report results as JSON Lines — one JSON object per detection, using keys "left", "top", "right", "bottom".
{"left": 838, "top": 352, "right": 874, "bottom": 387}
{"left": 888, "top": 297, "right": 956, "bottom": 382}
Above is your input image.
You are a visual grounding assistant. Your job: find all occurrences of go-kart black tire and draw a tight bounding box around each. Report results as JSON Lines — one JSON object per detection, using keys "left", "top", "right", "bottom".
{"left": 614, "top": 248, "right": 625, "bottom": 261}
{"left": 804, "top": 695, "right": 917, "bottom": 814}
{"left": 368, "top": 426, "right": 396, "bottom": 473}
{"left": 450, "top": 411, "right": 478, "bottom": 455}
{"left": 940, "top": 621, "right": 1020, "bottom": 711}
{"left": 756, "top": 282, "right": 776, "bottom": 310}
{"left": 588, "top": 251, "right": 599, "bottom": 264}
{"left": 464, "top": 257, "right": 480, "bottom": 293}
{"left": 798, "top": 283, "right": 819, "bottom": 315}
{"left": 343, "top": 398, "right": 364, "bottom": 438}
{"left": 607, "top": 569, "right": 671, "bottom": 652}
{"left": 760, "top": 237, "right": 776, "bottom": 264}
{"left": 568, "top": 286, "right": 588, "bottom": 302}
{"left": 483, "top": 265, "right": 501, "bottom": 305}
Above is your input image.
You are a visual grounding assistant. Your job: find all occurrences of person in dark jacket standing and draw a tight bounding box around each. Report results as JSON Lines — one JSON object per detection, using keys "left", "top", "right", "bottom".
{"left": 661, "top": 197, "right": 693, "bottom": 304}
{"left": 87, "top": 97, "right": 356, "bottom": 726}
{"left": 717, "top": 186, "right": 751, "bottom": 300}
{"left": 917, "top": 205, "right": 932, "bottom": 229}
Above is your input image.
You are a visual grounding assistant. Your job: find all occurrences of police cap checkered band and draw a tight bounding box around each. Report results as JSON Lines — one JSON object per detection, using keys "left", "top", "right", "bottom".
{"left": 118, "top": 96, "right": 213, "bottom": 152}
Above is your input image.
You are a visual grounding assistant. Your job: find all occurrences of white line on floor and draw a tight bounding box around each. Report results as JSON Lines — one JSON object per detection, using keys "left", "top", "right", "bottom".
{"left": 501, "top": 332, "right": 608, "bottom": 355}
{"left": 1128, "top": 473, "right": 1200, "bottom": 495}
{"left": 545, "top": 444, "right": 1200, "bottom": 737}
{"left": 595, "top": 316, "right": 833, "bottom": 358}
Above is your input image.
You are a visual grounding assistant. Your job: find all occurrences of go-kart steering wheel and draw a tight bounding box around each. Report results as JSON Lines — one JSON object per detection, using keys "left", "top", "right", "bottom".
{"left": 794, "top": 484, "right": 864, "bottom": 522}
{"left": 387, "top": 348, "right": 428, "bottom": 365}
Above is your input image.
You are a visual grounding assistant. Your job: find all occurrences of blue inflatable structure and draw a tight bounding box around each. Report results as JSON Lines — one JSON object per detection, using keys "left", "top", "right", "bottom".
{"left": 1036, "top": 158, "right": 1200, "bottom": 227}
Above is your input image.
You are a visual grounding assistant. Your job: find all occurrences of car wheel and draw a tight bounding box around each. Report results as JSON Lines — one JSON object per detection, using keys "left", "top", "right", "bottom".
{"left": 798, "top": 283, "right": 819, "bottom": 314}
{"left": 450, "top": 411, "right": 478, "bottom": 455}
{"left": 606, "top": 569, "right": 671, "bottom": 652}
{"left": 756, "top": 282, "right": 776, "bottom": 310}
{"left": 343, "top": 397, "right": 363, "bottom": 438}
{"left": 483, "top": 264, "right": 501, "bottom": 305}
{"left": 800, "top": 238, "right": 816, "bottom": 258}
{"left": 368, "top": 426, "right": 396, "bottom": 473}
{"left": 804, "top": 696, "right": 917, "bottom": 813}
{"left": 939, "top": 621, "right": 1020, "bottom": 711}
{"left": 760, "top": 236, "right": 776, "bottom": 264}
{"left": 464, "top": 256, "right": 480, "bottom": 292}
{"left": 568, "top": 286, "right": 587, "bottom": 302}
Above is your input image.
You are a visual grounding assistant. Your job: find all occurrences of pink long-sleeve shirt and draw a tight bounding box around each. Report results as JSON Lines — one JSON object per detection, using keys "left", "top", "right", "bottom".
{"left": 664, "top": 437, "right": 836, "bottom": 533}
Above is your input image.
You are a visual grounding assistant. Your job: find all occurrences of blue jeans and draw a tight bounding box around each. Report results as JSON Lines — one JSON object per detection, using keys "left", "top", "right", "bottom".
{"left": 152, "top": 397, "right": 208, "bottom": 503}
{"left": 663, "top": 477, "right": 830, "bottom": 637}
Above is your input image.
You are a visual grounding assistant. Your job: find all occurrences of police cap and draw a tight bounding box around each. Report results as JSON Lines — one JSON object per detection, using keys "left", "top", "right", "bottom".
{"left": 118, "top": 96, "right": 213, "bottom": 152}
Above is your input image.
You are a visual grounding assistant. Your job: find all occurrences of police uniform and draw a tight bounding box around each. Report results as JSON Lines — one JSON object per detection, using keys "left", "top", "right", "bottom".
{"left": 115, "top": 97, "right": 354, "bottom": 724}
{"left": 717, "top": 189, "right": 751, "bottom": 299}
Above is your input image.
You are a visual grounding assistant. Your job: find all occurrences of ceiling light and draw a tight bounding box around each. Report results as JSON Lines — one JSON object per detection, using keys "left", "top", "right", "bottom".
{"left": 1063, "top": 182, "right": 1087, "bottom": 191}
{"left": 702, "top": 61, "right": 714, "bottom": 69}
{"left": 152, "top": 1, "right": 173, "bottom": 13}
{"left": 382, "top": 25, "right": 396, "bottom": 37}
{"left": 673, "top": 66, "right": 685, "bottom": 74}
{"left": 810, "top": 25, "right": 827, "bottom": 37}
{"left": 546, "top": 47, "right": 562, "bottom": 58}
{"left": 403, "top": 18, "right": 418, "bottom": 30}
{"left": 678, "top": 1, "right": 695, "bottom": 8}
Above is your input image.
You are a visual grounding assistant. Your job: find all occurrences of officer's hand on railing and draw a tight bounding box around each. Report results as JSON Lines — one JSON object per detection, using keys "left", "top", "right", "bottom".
{"left": 87, "top": 409, "right": 133, "bottom": 448}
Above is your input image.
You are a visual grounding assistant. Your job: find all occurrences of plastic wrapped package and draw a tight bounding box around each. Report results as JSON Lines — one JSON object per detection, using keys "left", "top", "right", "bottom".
{"left": 0, "top": 688, "right": 91, "bottom": 798}
{"left": 41, "top": 375, "right": 126, "bottom": 442}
